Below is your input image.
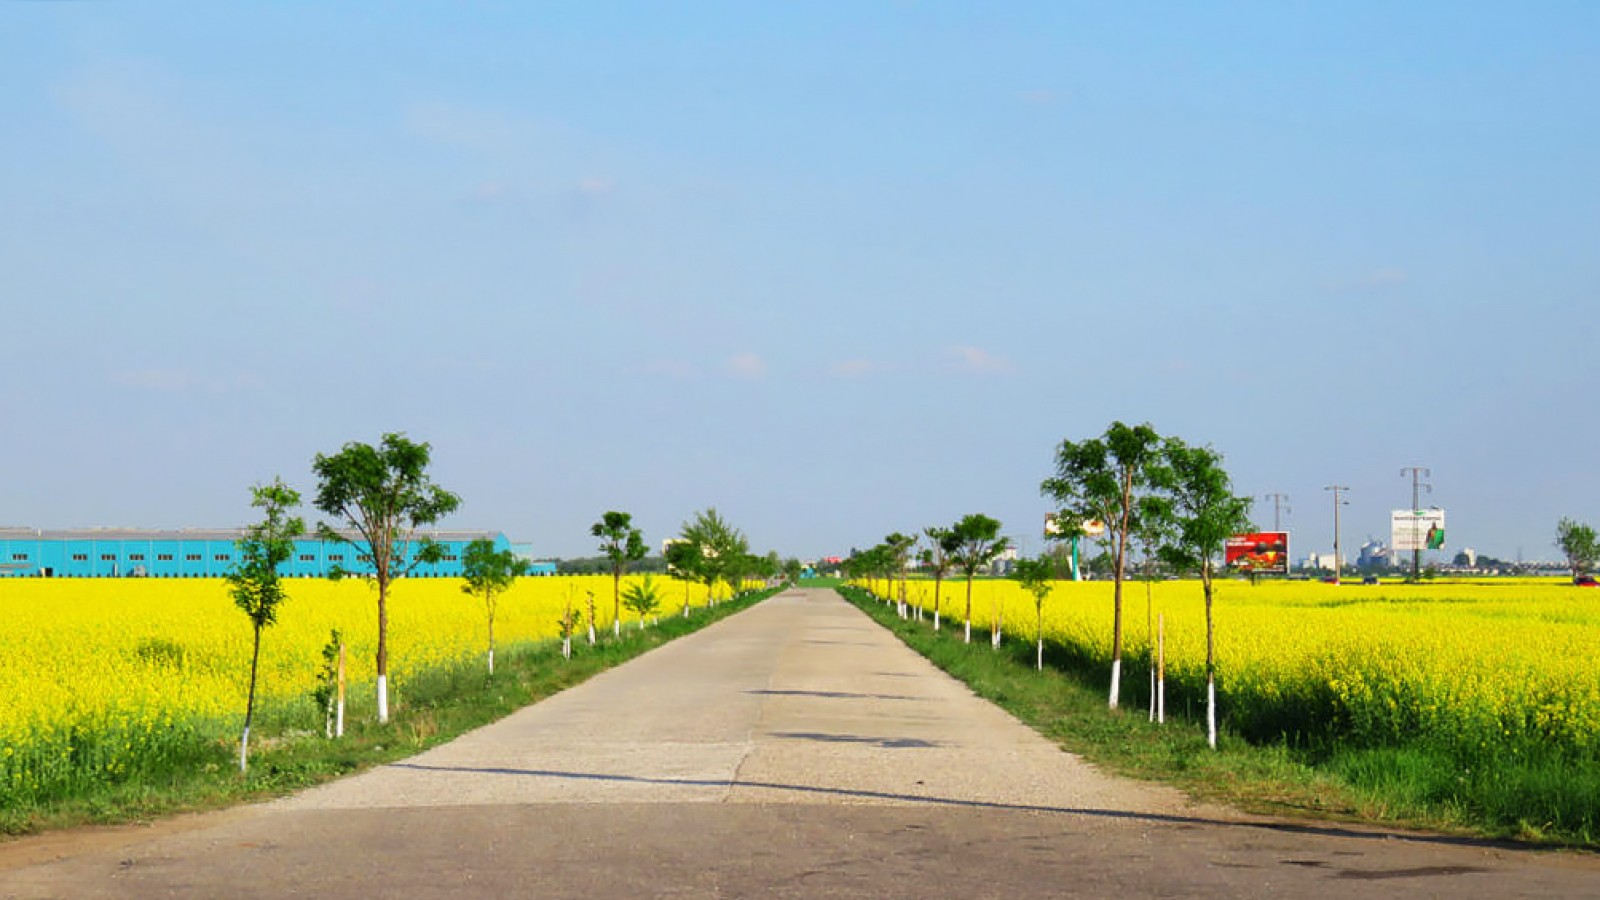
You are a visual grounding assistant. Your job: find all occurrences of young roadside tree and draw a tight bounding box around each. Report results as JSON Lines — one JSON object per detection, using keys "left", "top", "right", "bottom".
{"left": 783, "top": 557, "right": 804, "bottom": 585}
{"left": 1131, "top": 504, "right": 1175, "bottom": 719}
{"left": 461, "top": 539, "right": 528, "bottom": 675}
{"left": 228, "top": 478, "right": 303, "bottom": 774}
{"left": 920, "top": 526, "right": 959, "bottom": 630}
{"left": 885, "top": 532, "right": 916, "bottom": 619}
{"left": 680, "top": 508, "right": 746, "bottom": 604}
{"left": 1555, "top": 518, "right": 1599, "bottom": 582}
{"left": 593, "top": 511, "right": 648, "bottom": 638}
{"left": 558, "top": 585, "right": 582, "bottom": 659}
{"left": 1157, "top": 437, "right": 1253, "bottom": 749}
{"left": 1011, "top": 555, "right": 1057, "bottom": 671}
{"left": 948, "top": 514, "right": 1010, "bottom": 644}
{"left": 1041, "top": 421, "right": 1163, "bottom": 709}
{"left": 664, "top": 539, "right": 702, "bottom": 617}
{"left": 313, "top": 433, "right": 460, "bottom": 724}
{"left": 622, "top": 574, "right": 664, "bottom": 629}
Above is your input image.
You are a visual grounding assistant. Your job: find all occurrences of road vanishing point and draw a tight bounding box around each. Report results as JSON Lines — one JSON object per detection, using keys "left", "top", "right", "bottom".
{"left": 3, "top": 588, "right": 1596, "bottom": 898}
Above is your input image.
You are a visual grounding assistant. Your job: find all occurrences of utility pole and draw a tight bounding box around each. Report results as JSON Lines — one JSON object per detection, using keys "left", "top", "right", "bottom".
{"left": 1263, "top": 492, "right": 1291, "bottom": 531}
{"left": 1399, "top": 466, "right": 1432, "bottom": 581}
{"left": 1324, "top": 485, "right": 1350, "bottom": 585}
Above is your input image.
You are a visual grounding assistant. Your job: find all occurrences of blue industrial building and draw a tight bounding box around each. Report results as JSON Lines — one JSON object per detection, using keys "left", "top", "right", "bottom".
{"left": 0, "top": 528, "right": 555, "bottom": 578}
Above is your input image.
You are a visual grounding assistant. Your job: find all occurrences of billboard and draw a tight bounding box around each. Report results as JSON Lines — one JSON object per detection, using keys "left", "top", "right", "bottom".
{"left": 1392, "top": 509, "right": 1446, "bottom": 552}
{"left": 1044, "top": 514, "right": 1107, "bottom": 538}
{"left": 1225, "top": 531, "right": 1290, "bottom": 574}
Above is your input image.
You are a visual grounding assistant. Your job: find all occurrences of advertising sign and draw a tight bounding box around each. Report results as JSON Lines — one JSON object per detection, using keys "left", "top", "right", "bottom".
{"left": 1044, "top": 514, "right": 1108, "bottom": 538}
{"left": 1392, "top": 509, "right": 1446, "bottom": 552}
{"left": 1225, "top": 531, "right": 1290, "bottom": 574}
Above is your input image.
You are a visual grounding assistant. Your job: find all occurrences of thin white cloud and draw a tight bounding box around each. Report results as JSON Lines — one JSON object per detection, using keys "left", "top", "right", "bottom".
{"left": 827, "top": 359, "right": 882, "bottom": 378}
{"left": 1361, "top": 267, "right": 1409, "bottom": 287}
{"left": 637, "top": 360, "right": 696, "bottom": 379}
{"left": 1018, "top": 88, "right": 1065, "bottom": 107}
{"left": 1329, "top": 267, "right": 1410, "bottom": 292}
{"left": 110, "top": 368, "right": 194, "bottom": 392}
{"left": 109, "top": 369, "right": 264, "bottom": 395}
{"left": 948, "top": 346, "right": 1016, "bottom": 375}
{"left": 576, "top": 177, "right": 615, "bottom": 196}
{"left": 725, "top": 353, "right": 767, "bottom": 380}
{"left": 403, "top": 101, "right": 520, "bottom": 153}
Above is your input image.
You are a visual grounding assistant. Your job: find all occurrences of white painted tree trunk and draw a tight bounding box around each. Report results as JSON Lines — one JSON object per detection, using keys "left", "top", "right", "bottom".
{"left": 1207, "top": 677, "right": 1217, "bottom": 748}
{"left": 587, "top": 624, "right": 596, "bottom": 645}
{"left": 1036, "top": 638, "right": 1043, "bottom": 671}
{"left": 487, "top": 648, "right": 495, "bottom": 676}
{"left": 562, "top": 636, "right": 571, "bottom": 659}
{"left": 335, "top": 693, "right": 344, "bottom": 738}
{"left": 1107, "top": 659, "right": 1121, "bottom": 709}
{"left": 613, "top": 619, "right": 620, "bottom": 637}
{"left": 239, "top": 726, "right": 250, "bottom": 774}
{"left": 964, "top": 620, "right": 971, "bottom": 644}
{"left": 377, "top": 674, "right": 389, "bottom": 723}
{"left": 1149, "top": 669, "right": 1156, "bottom": 722}
{"left": 1158, "top": 676, "right": 1166, "bottom": 724}
{"left": 991, "top": 626, "right": 1001, "bottom": 649}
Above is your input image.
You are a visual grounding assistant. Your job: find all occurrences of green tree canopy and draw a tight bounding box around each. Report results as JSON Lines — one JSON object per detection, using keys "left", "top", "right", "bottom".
{"left": 593, "top": 511, "right": 648, "bottom": 637}
{"left": 312, "top": 432, "right": 460, "bottom": 723}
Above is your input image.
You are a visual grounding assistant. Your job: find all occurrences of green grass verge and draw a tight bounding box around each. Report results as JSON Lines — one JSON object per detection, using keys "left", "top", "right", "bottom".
{"left": 1, "top": 589, "right": 778, "bottom": 839}
{"left": 839, "top": 586, "right": 1596, "bottom": 848}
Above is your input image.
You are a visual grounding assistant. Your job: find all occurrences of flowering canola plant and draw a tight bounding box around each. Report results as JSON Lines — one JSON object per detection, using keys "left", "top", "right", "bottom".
{"left": 0, "top": 574, "right": 711, "bottom": 805}
{"left": 883, "top": 577, "right": 1600, "bottom": 760}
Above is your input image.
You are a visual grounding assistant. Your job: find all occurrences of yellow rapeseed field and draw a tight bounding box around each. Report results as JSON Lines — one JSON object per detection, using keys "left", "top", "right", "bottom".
{"left": 874, "top": 576, "right": 1600, "bottom": 758}
{"left": 0, "top": 574, "right": 712, "bottom": 804}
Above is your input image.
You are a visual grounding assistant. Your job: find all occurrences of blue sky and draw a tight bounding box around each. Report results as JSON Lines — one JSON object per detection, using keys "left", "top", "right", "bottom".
{"left": 3, "top": 3, "right": 1596, "bottom": 562}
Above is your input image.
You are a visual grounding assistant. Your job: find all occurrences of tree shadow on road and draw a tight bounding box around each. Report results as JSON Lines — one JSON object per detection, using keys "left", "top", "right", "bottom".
{"left": 384, "top": 762, "right": 1539, "bottom": 853}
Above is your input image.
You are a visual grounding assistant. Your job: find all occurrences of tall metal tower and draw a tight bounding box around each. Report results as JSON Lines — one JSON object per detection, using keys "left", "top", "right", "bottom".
{"left": 1400, "top": 466, "right": 1432, "bottom": 581}
{"left": 1324, "top": 485, "right": 1350, "bottom": 585}
{"left": 1262, "top": 492, "right": 1291, "bottom": 531}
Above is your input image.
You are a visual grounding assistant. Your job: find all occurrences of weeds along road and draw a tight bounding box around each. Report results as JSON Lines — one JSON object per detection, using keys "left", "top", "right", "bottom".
{"left": 3, "top": 588, "right": 1596, "bottom": 898}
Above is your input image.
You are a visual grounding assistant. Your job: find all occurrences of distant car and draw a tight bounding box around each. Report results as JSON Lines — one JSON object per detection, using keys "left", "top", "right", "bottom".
{"left": 1362, "top": 575, "right": 1380, "bottom": 585}
{"left": 1575, "top": 575, "right": 1598, "bottom": 587}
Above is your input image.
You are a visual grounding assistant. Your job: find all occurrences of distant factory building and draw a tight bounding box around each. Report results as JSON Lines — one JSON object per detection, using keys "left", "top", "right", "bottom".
{"left": 0, "top": 528, "right": 552, "bottom": 578}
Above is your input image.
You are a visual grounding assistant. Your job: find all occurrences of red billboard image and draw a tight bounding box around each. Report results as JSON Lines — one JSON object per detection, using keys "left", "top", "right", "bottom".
{"left": 1225, "top": 532, "right": 1290, "bottom": 574}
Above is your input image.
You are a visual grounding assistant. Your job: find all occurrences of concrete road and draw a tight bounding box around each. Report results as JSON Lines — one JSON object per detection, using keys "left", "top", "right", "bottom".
{"left": 3, "top": 589, "right": 1596, "bottom": 898}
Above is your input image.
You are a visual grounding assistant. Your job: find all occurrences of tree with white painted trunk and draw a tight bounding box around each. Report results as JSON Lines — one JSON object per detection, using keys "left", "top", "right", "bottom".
{"left": 1011, "top": 555, "right": 1056, "bottom": 671}
{"left": 679, "top": 508, "right": 747, "bottom": 606}
{"left": 663, "top": 539, "right": 701, "bottom": 617}
{"left": 1041, "top": 421, "right": 1163, "bottom": 710}
{"left": 1156, "top": 436, "right": 1252, "bottom": 750}
{"left": 884, "top": 532, "right": 916, "bottom": 619}
{"left": 592, "top": 511, "right": 647, "bottom": 638}
{"left": 461, "top": 538, "right": 527, "bottom": 675}
{"left": 622, "top": 574, "right": 663, "bottom": 629}
{"left": 948, "top": 514, "right": 1009, "bottom": 645}
{"left": 228, "top": 478, "right": 302, "bottom": 774}
{"left": 313, "top": 433, "right": 460, "bottom": 725}
{"left": 557, "top": 586, "right": 582, "bottom": 659}
{"left": 919, "top": 526, "right": 958, "bottom": 631}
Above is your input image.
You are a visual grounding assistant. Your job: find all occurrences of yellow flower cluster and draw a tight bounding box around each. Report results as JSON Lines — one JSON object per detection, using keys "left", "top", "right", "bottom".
{"left": 0, "top": 574, "right": 711, "bottom": 804}
{"left": 875, "top": 576, "right": 1600, "bottom": 757}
